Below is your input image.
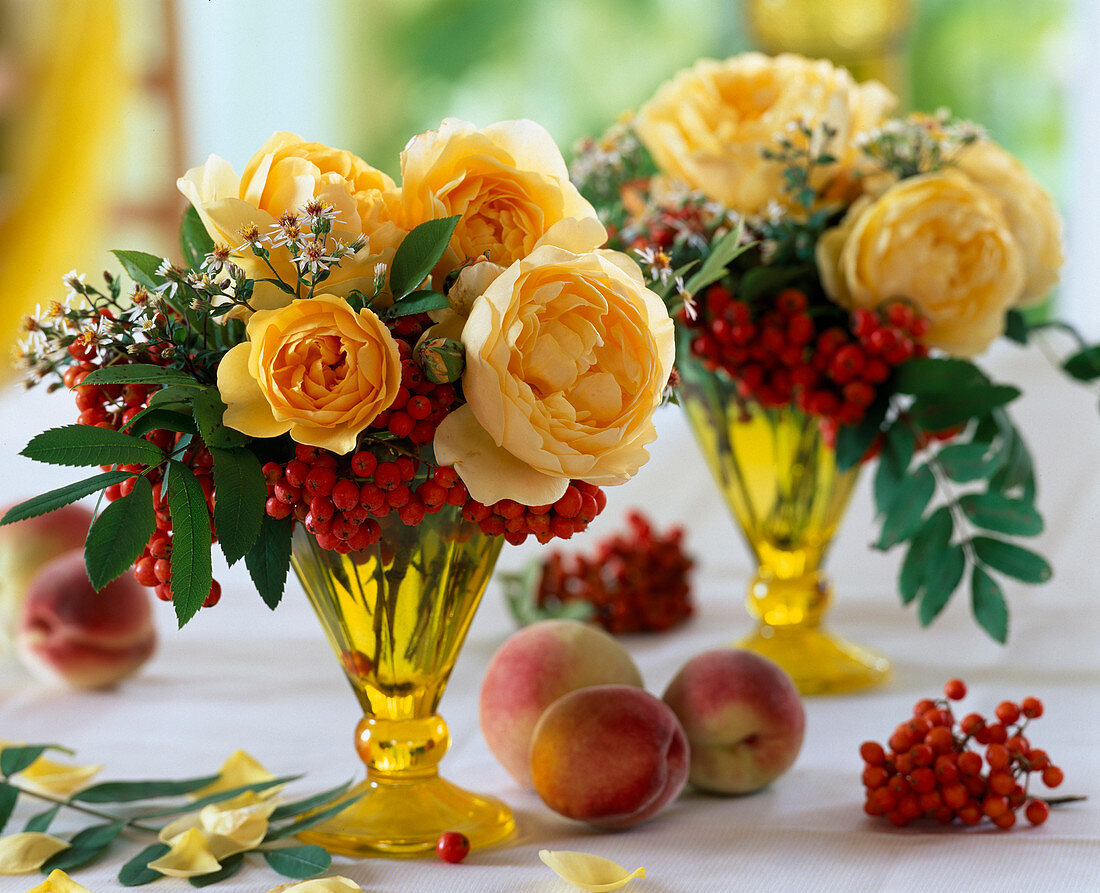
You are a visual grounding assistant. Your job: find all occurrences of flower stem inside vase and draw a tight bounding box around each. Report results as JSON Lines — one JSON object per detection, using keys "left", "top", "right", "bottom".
{"left": 290, "top": 508, "right": 514, "bottom": 857}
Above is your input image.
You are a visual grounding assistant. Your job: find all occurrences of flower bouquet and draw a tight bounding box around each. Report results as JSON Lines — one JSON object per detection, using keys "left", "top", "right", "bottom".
{"left": 572, "top": 53, "right": 1071, "bottom": 692}
{"left": 7, "top": 120, "right": 674, "bottom": 854}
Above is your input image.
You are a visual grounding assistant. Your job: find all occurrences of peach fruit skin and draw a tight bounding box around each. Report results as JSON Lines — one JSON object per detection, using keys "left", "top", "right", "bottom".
{"left": 662, "top": 648, "right": 805, "bottom": 795}
{"left": 530, "top": 683, "right": 690, "bottom": 828}
{"left": 17, "top": 549, "right": 156, "bottom": 689}
{"left": 479, "top": 619, "right": 643, "bottom": 788}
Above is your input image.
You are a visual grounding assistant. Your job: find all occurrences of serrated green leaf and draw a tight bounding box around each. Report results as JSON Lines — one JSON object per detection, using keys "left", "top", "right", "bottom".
{"left": 191, "top": 388, "right": 249, "bottom": 449}
{"left": 189, "top": 853, "right": 244, "bottom": 887}
{"left": 263, "top": 793, "right": 357, "bottom": 842}
{"left": 937, "top": 441, "right": 997, "bottom": 483}
{"left": 42, "top": 821, "right": 124, "bottom": 873}
{"left": 873, "top": 423, "right": 915, "bottom": 517}
{"left": 209, "top": 447, "right": 266, "bottom": 566}
{"left": 389, "top": 215, "right": 461, "bottom": 298}
{"left": 166, "top": 460, "right": 213, "bottom": 627}
{"left": 22, "top": 425, "right": 165, "bottom": 467}
{"left": 113, "top": 250, "right": 163, "bottom": 290}
{"left": 894, "top": 357, "right": 990, "bottom": 395}
{"left": 85, "top": 475, "right": 156, "bottom": 589}
{"left": 263, "top": 844, "right": 331, "bottom": 879}
{"left": 875, "top": 465, "right": 935, "bottom": 550}
{"left": 180, "top": 205, "right": 215, "bottom": 271}
{"left": 82, "top": 365, "right": 205, "bottom": 389}
{"left": 971, "top": 565, "right": 1009, "bottom": 644}
{"left": 972, "top": 536, "right": 1052, "bottom": 583}
{"left": 23, "top": 804, "right": 60, "bottom": 833}
{"left": 150, "top": 386, "right": 200, "bottom": 408}
{"left": 245, "top": 513, "right": 292, "bottom": 611}
{"left": 959, "top": 492, "right": 1043, "bottom": 537}
{"left": 0, "top": 470, "right": 131, "bottom": 526}
{"left": 386, "top": 289, "right": 450, "bottom": 318}
{"left": 1003, "top": 309, "right": 1030, "bottom": 345}
{"left": 1062, "top": 345, "right": 1100, "bottom": 382}
{"left": 74, "top": 772, "right": 221, "bottom": 804}
{"left": 118, "top": 842, "right": 171, "bottom": 886}
{"left": 123, "top": 407, "right": 198, "bottom": 439}
{"left": 135, "top": 774, "right": 302, "bottom": 820}
{"left": 684, "top": 221, "right": 750, "bottom": 295}
{"left": 0, "top": 744, "right": 70, "bottom": 777}
{"left": 918, "top": 543, "right": 965, "bottom": 626}
{"left": 898, "top": 506, "right": 953, "bottom": 605}
{"left": 0, "top": 781, "right": 17, "bottom": 833}
{"left": 909, "top": 384, "right": 1020, "bottom": 432}
{"left": 268, "top": 779, "right": 355, "bottom": 822}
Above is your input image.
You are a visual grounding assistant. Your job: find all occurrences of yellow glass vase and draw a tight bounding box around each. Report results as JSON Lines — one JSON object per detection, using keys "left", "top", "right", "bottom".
{"left": 678, "top": 343, "right": 890, "bottom": 695}
{"left": 290, "top": 505, "right": 514, "bottom": 857}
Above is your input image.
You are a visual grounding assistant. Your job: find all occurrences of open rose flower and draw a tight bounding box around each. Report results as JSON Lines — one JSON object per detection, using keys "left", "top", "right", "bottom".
{"left": 178, "top": 133, "right": 406, "bottom": 315}
{"left": 217, "top": 294, "right": 402, "bottom": 454}
{"left": 400, "top": 118, "right": 605, "bottom": 284}
{"left": 434, "top": 236, "right": 675, "bottom": 506}
{"left": 634, "top": 53, "right": 896, "bottom": 215}
{"left": 816, "top": 170, "right": 1025, "bottom": 357}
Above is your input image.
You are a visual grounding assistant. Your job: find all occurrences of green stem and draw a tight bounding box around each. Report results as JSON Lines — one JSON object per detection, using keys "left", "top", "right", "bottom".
{"left": 1, "top": 781, "right": 162, "bottom": 835}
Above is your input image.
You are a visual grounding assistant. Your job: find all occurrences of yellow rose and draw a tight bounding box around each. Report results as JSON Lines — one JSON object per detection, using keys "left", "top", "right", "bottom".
{"left": 217, "top": 294, "right": 402, "bottom": 454}
{"left": 634, "top": 53, "right": 896, "bottom": 215}
{"left": 816, "top": 171, "right": 1025, "bottom": 358}
{"left": 434, "top": 236, "right": 675, "bottom": 506}
{"left": 178, "top": 133, "right": 406, "bottom": 314}
{"left": 400, "top": 118, "right": 605, "bottom": 282}
{"left": 954, "top": 141, "right": 1063, "bottom": 307}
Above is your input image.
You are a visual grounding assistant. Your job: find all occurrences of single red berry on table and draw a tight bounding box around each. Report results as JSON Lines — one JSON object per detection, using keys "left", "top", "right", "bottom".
{"left": 436, "top": 831, "right": 470, "bottom": 863}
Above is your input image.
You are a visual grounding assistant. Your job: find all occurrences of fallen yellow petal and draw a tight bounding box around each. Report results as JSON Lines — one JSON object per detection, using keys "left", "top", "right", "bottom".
{"left": 147, "top": 827, "right": 221, "bottom": 878}
{"left": 0, "top": 832, "right": 70, "bottom": 875}
{"left": 23, "top": 868, "right": 95, "bottom": 893}
{"left": 189, "top": 750, "right": 277, "bottom": 800}
{"left": 539, "top": 849, "right": 646, "bottom": 891}
{"left": 19, "top": 756, "right": 103, "bottom": 797}
{"left": 267, "top": 878, "right": 363, "bottom": 893}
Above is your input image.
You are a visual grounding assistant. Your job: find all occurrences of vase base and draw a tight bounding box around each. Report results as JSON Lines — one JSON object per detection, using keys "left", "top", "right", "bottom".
{"left": 737, "top": 625, "right": 891, "bottom": 695}
{"left": 298, "top": 774, "right": 515, "bottom": 858}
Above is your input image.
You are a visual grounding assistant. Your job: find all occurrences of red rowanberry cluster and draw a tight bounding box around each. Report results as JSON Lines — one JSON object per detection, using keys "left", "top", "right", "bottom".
{"left": 534, "top": 510, "right": 693, "bottom": 633}
{"left": 461, "top": 480, "right": 607, "bottom": 547}
{"left": 683, "top": 285, "right": 931, "bottom": 441}
{"left": 860, "top": 678, "right": 1067, "bottom": 830}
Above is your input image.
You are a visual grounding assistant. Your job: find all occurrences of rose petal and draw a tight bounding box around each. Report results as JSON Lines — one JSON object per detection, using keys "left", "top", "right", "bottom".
{"left": 147, "top": 827, "right": 221, "bottom": 878}
{"left": 539, "top": 849, "right": 646, "bottom": 891}
{"left": 267, "top": 878, "right": 363, "bottom": 893}
{"left": 189, "top": 750, "right": 277, "bottom": 801}
{"left": 0, "top": 833, "right": 70, "bottom": 875}
{"left": 18, "top": 756, "right": 103, "bottom": 797}
{"left": 22, "top": 868, "right": 94, "bottom": 893}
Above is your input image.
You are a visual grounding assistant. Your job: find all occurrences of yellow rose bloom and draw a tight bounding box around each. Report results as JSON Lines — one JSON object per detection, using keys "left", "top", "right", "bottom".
{"left": 399, "top": 118, "right": 605, "bottom": 283}
{"left": 954, "top": 140, "right": 1064, "bottom": 307}
{"left": 178, "top": 133, "right": 406, "bottom": 314}
{"left": 816, "top": 171, "right": 1025, "bottom": 358}
{"left": 434, "top": 241, "right": 675, "bottom": 506}
{"left": 634, "top": 53, "right": 896, "bottom": 215}
{"left": 217, "top": 294, "right": 402, "bottom": 454}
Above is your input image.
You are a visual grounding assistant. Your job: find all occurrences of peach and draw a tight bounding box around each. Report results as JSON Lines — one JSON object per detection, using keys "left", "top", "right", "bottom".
{"left": 530, "top": 684, "right": 689, "bottom": 828}
{"left": 17, "top": 550, "right": 156, "bottom": 689}
{"left": 479, "top": 619, "right": 643, "bottom": 788}
{"left": 662, "top": 648, "right": 805, "bottom": 795}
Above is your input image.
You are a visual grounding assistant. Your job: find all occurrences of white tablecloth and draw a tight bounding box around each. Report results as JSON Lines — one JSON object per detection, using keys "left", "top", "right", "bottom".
{"left": 0, "top": 344, "right": 1098, "bottom": 893}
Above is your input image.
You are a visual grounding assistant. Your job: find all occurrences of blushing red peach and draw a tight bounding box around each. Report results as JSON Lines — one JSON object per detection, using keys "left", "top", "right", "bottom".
{"left": 529, "top": 684, "right": 689, "bottom": 828}
{"left": 479, "top": 619, "right": 643, "bottom": 788}
{"left": 662, "top": 648, "right": 805, "bottom": 794}
{"left": 17, "top": 550, "right": 156, "bottom": 689}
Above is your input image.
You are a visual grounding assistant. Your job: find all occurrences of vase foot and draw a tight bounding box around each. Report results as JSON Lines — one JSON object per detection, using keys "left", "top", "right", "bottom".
{"left": 737, "top": 625, "right": 891, "bottom": 695}
{"left": 298, "top": 775, "right": 515, "bottom": 858}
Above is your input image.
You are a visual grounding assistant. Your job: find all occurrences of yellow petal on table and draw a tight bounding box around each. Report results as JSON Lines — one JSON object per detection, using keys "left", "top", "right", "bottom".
{"left": 19, "top": 756, "right": 103, "bottom": 797}
{"left": 147, "top": 827, "right": 221, "bottom": 878}
{"left": 267, "top": 877, "right": 363, "bottom": 893}
{"left": 189, "top": 750, "right": 277, "bottom": 800}
{"left": 0, "top": 832, "right": 70, "bottom": 874}
{"left": 539, "top": 849, "right": 646, "bottom": 892}
{"left": 23, "top": 868, "right": 95, "bottom": 893}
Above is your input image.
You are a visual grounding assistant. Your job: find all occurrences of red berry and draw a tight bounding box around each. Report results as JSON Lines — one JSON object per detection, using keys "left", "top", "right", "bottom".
{"left": 1025, "top": 799, "right": 1050, "bottom": 825}
{"left": 943, "top": 678, "right": 967, "bottom": 701}
{"left": 1021, "top": 696, "right": 1044, "bottom": 719}
{"left": 995, "top": 701, "right": 1021, "bottom": 725}
{"left": 435, "top": 831, "right": 469, "bottom": 863}
{"left": 1042, "top": 765, "right": 1064, "bottom": 788}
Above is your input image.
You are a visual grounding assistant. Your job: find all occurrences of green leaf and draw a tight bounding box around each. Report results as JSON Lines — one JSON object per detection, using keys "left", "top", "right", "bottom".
{"left": 909, "top": 384, "right": 1020, "bottom": 432}
{"left": 191, "top": 388, "right": 249, "bottom": 449}
{"left": 75, "top": 772, "right": 220, "bottom": 804}
{"left": 387, "top": 289, "right": 450, "bottom": 318}
{"left": 898, "top": 507, "right": 953, "bottom": 605}
{"left": 245, "top": 513, "right": 292, "bottom": 611}
{"left": 150, "top": 385, "right": 200, "bottom": 409}
{"left": 971, "top": 536, "right": 1052, "bottom": 584}
{"left": 135, "top": 774, "right": 301, "bottom": 819}
{"left": 736, "top": 263, "right": 808, "bottom": 306}
{"left": 0, "top": 470, "right": 131, "bottom": 525}
{"left": 937, "top": 441, "right": 997, "bottom": 483}
{"left": 971, "top": 565, "right": 1009, "bottom": 644}
{"left": 989, "top": 415, "right": 1036, "bottom": 500}
{"left": 112, "top": 250, "right": 163, "bottom": 290}
{"left": 85, "top": 475, "right": 157, "bottom": 589}
{"left": 1003, "top": 309, "right": 1030, "bottom": 345}
{"left": 23, "top": 804, "right": 60, "bottom": 833}
{"left": 166, "top": 460, "right": 214, "bottom": 627}
{"left": 42, "top": 821, "right": 125, "bottom": 873}
{"left": 835, "top": 402, "right": 886, "bottom": 472}
{"left": 0, "top": 744, "right": 70, "bottom": 776}
{"left": 959, "top": 492, "right": 1043, "bottom": 537}
{"left": 123, "top": 407, "right": 198, "bottom": 439}
{"left": 684, "top": 222, "right": 750, "bottom": 295}
{"left": 269, "top": 779, "right": 355, "bottom": 822}
{"left": 0, "top": 781, "right": 17, "bottom": 833}
{"left": 893, "top": 357, "right": 990, "bottom": 395}
{"left": 189, "top": 853, "right": 244, "bottom": 887}
{"left": 1062, "top": 344, "right": 1100, "bottom": 382}
{"left": 263, "top": 845, "right": 331, "bottom": 879}
{"left": 873, "top": 423, "right": 915, "bottom": 517}
{"left": 82, "top": 365, "right": 205, "bottom": 389}
{"left": 209, "top": 447, "right": 266, "bottom": 566}
{"left": 875, "top": 464, "right": 935, "bottom": 550}
{"left": 918, "top": 543, "right": 965, "bottom": 626}
{"left": 118, "top": 842, "right": 171, "bottom": 887}
{"left": 389, "top": 215, "right": 461, "bottom": 298}
{"left": 21, "top": 425, "right": 165, "bottom": 467}
{"left": 264, "top": 794, "right": 356, "bottom": 842}
{"left": 180, "top": 205, "right": 215, "bottom": 271}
